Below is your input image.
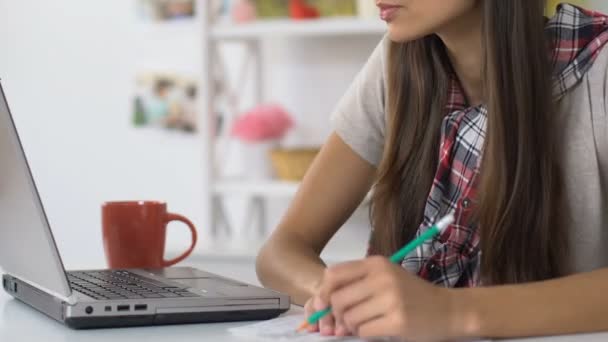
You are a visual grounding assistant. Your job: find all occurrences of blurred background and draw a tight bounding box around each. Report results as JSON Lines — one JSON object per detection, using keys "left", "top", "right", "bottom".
{"left": 0, "top": 0, "right": 606, "bottom": 272}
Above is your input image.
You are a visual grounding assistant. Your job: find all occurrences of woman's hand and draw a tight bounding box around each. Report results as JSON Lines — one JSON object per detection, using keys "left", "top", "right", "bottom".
{"left": 310, "top": 256, "right": 460, "bottom": 341}
{"left": 303, "top": 280, "right": 352, "bottom": 336}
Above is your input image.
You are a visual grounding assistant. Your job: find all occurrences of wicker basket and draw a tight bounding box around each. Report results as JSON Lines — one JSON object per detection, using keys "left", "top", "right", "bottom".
{"left": 254, "top": 0, "right": 289, "bottom": 18}
{"left": 269, "top": 148, "right": 320, "bottom": 181}
{"left": 310, "top": 0, "right": 357, "bottom": 17}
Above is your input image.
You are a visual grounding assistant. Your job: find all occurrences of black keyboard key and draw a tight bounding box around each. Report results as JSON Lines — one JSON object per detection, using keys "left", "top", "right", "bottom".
{"left": 116, "top": 289, "right": 130, "bottom": 293}
{"left": 130, "top": 275, "right": 180, "bottom": 288}
{"left": 125, "top": 295, "right": 144, "bottom": 299}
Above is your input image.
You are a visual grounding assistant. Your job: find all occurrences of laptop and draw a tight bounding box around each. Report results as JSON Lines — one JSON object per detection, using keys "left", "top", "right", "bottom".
{"left": 0, "top": 81, "right": 290, "bottom": 329}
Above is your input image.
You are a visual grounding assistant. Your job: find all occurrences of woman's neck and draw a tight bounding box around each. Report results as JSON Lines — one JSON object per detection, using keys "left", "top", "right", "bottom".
{"left": 437, "top": 5, "right": 484, "bottom": 107}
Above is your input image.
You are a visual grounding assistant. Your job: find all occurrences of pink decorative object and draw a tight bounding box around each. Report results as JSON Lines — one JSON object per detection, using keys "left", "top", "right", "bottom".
{"left": 231, "top": 104, "right": 294, "bottom": 143}
{"left": 232, "top": 0, "right": 257, "bottom": 23}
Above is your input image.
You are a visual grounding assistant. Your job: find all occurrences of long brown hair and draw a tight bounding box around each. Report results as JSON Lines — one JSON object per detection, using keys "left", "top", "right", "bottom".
{"left": 369, "top": 0, "right": 568, "bottom": 284}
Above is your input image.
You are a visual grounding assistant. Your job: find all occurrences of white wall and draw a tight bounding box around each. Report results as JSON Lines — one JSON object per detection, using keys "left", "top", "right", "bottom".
{"left": 0, "top": 0, "right": 206, "bottom": 267}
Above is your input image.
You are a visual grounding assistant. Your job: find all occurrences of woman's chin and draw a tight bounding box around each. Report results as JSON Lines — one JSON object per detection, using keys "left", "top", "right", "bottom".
{"left": 386, "top": 26, "right": 427, "bottom": 43}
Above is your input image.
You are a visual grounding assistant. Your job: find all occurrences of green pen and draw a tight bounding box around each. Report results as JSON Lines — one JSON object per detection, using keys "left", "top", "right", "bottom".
{"left": 297, "top": 213, "right": 455, "bottom": 332}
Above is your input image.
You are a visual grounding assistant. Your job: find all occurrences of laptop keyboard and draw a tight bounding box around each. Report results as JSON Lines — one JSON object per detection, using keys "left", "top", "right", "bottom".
{"left": 67, "top": 270, "right": 200, "bottom": 300}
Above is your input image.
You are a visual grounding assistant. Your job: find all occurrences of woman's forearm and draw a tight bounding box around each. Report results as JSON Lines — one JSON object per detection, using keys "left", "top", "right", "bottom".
{"left": 256, "top": 133, "right": 376, "bottom": 305}
{"left": 452, "top": 268, "right": 608, "bottom": 339}
{"left": 256, "top": 233, "right": 327, "bottom": 305}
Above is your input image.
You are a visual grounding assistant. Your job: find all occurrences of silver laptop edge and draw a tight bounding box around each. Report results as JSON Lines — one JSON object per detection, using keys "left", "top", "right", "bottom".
{"left": 0, "top": 80, "right": 289, "bottom": 328}
{"left": 0, "top": 82, "right": 74, "bottom": 303}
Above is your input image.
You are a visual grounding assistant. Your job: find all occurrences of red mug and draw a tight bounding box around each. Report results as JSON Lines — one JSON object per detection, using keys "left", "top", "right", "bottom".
{"left": 102, "top": 201, "right": 197, "bottom": 269}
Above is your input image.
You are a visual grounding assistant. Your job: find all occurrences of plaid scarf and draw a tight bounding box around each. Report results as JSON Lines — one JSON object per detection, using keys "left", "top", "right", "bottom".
{"left": 400, "top": 4, "right": 608, "bottom": 287}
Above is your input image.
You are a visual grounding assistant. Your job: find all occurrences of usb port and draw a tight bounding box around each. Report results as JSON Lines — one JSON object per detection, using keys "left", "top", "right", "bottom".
{"left": 117, "top": 305, "right": 130, "bottom": 312}
{"left": 134, "top": 304, "right": 147, "bottom": 311}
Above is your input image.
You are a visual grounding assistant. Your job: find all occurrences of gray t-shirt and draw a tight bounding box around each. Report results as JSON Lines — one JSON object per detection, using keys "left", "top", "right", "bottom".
{"left": 331, "top": 37, "right": 608, "bottom": 274}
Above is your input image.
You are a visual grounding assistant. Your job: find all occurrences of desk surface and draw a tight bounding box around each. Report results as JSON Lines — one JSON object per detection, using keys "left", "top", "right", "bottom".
{"left": 1, "top": 258, "right": 608, "bottom": 341}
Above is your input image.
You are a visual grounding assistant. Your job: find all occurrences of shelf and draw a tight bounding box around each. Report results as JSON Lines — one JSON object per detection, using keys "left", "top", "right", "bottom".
{"left": 211, "top": 17, "right": 386, "bottom": 40}
{"left": 136, "top": 20, "right": 197, "bottom": 37}
{"left": 213, "top": 180, "right": 300, "bottom": 197}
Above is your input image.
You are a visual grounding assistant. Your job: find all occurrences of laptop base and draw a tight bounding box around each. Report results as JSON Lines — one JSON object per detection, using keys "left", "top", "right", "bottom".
{"left": 4, "top": 274, "right": 289, "bottom": 330}
{"left": 64, "top": 309, "right": 285, "bottom": 329}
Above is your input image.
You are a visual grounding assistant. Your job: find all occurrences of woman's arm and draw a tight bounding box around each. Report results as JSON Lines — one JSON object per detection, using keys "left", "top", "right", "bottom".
{"left": 256, "top": 132, "right": 376, "bottom": 305}
{"left": 456, "top": 268, "right": 608, "bottom": 338}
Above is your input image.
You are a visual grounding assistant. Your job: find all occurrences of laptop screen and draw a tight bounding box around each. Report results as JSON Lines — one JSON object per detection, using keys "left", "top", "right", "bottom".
{"left": 0, "top": 81, "right": 72, "bottom": 300}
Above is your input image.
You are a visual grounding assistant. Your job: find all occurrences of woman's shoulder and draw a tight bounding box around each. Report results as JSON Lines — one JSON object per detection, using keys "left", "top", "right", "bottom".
{"left": 558, "top": 43, "right": 608, "bottom": 112}
{"left": 328, "top": 35, "right": 390, "bottom": 167}
{"left": 567, "top": 43, "right": 608, "bottom": 100}
{"left": 588, "top": 42, "right": 608, "bottom": 81}
{"left": 548, "top": 4, "right": 608, "bottom": 100}
{"left": 557, "top": 42, "right": 608, "bottom": 164}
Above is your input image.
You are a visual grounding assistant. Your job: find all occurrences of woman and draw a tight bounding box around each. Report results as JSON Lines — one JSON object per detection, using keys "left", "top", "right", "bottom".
{"left": 257, "top": 1, "right": 608, "bottom": 340}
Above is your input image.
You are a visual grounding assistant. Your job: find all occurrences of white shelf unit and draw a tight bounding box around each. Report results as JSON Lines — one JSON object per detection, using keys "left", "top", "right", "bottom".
{"left": 199, "top": 1, "right": 385, "bottom": 247}
{"left": 211, "top": 17, "right": 386, "bottom": 39}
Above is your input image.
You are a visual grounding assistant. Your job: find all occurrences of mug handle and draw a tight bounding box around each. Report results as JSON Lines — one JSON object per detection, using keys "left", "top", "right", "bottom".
{"left": 162, "top": 213, "right": 198, "bottom": 267}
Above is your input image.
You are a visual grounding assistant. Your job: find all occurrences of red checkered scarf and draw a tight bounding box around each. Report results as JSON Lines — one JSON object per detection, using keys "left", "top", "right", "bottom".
{"left": 399, "top": 4, "right": 608, "bottom": 287}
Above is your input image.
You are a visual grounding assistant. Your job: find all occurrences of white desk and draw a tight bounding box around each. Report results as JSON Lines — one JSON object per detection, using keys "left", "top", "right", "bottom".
{"left": 1, "top": 257, "right": 608, "bottom": 341}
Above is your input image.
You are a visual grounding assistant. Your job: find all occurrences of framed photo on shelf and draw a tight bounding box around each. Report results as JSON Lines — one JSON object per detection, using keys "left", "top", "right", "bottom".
{"left": 132, "top": 72, "right": 198, "bottom": 133}
{"left": 137, "top": 0, "right": 195, "bottom": 21}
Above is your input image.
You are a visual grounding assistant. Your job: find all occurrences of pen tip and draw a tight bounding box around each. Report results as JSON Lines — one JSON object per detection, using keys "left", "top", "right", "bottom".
{"left": 296, "top": 321, "right": 309, "bottom": 332}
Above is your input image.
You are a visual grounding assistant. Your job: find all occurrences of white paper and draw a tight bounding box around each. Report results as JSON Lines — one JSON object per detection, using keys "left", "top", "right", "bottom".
{"left": 229, "top": 314, "right": 493, "bottom": 342}
{"left": 229, "top": 315, "right": 363, "bottom": 342}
